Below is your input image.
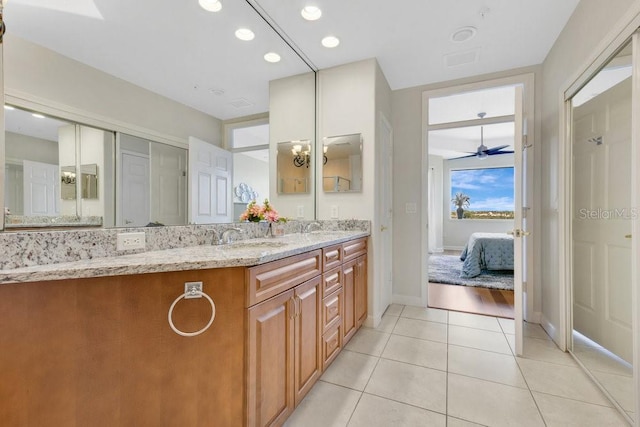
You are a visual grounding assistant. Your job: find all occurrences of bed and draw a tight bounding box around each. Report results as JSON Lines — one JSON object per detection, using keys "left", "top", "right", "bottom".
{"left": 459, "top": 232, "right": 514, "bottom": 278}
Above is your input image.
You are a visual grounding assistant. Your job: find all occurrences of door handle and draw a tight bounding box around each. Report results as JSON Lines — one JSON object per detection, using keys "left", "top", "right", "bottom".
{"left": 380, "top": 225, "right": 388, "bottom": 232}
{"left": 125, "top": 219, "right": 133, "bottom": 224}
{"left": 625, "top": 234, "right": 632, "bottom": 239}
{"left": 508, "top": 229, "right": 531, "bottom": 238}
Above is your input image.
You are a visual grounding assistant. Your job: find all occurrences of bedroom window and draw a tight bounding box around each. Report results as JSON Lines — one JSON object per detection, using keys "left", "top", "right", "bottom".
{"left": 450, "top": 167, "right": 514, "bottom": 219}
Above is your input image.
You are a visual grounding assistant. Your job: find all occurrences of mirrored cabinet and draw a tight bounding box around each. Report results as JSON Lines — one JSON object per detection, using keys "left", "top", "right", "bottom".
{"left": 277, "top": 140, "right": 311, "bottom": 194}
{"left": 322, "top": 133, "right": 362, "bottom": 193}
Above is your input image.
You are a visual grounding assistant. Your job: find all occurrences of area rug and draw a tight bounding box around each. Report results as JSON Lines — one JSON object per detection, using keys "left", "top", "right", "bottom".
{"left": 429, "top": 254, "right": 514, "bottom": 290}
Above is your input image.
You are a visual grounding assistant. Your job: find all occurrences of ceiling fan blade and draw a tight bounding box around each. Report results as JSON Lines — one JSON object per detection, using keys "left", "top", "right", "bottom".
{"left": 484, "top": 144, "right": 510, "bottom": 154}
{"left": 450, "top": 153, "right": 478, "bottom": 160}
{"left": 488, "top": 150, "right": 514, "bottom": 156}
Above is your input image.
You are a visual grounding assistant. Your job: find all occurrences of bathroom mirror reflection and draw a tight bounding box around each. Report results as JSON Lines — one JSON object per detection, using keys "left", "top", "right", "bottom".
{"left": 322, "top": 133, "right": 363, "bottom": 193}
{"left": 277, "top": 140, "right": 311, "bottom": 194}
{"left": 570, "top": 39, "right": 634, "bottom": 422}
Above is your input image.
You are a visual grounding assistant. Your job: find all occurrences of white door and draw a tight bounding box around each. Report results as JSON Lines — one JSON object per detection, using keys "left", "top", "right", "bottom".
{"left": 572, "top": 76, "right": 632, "bottom": 363}
{"left": 150, "top": 143, "right": 187, "bottom": 225}
{"left": 378, "top": 114, "right": 393, "bottom": 312}
{"left": 188, "top": 137, "right": 233, "bottom": 224}
{"left": 120, "top": 152, "right": 150, "bottom": 227}
{"left": 23, "top": 160, "right": 59, "bottom": 216}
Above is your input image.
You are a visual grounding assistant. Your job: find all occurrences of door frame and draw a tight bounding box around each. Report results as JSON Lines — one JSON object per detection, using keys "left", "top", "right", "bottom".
{"left": 421, "top": 73, "right": 537, "bottom": 322}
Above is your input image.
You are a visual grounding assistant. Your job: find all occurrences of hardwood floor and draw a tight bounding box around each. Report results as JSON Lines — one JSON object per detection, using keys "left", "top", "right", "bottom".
{"left": 428, "top": 282, "right": 514, "bottom": 319}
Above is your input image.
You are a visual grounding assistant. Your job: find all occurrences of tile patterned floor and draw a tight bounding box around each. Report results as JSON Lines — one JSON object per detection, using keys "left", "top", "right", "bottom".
{"left": 284, "top": 305, "right": 631, "bottom": 427}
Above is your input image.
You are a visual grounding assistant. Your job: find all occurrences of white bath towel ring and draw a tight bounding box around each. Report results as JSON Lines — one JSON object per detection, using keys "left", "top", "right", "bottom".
{"left": 168, "top": 290, "right": 216, "bottom": 337}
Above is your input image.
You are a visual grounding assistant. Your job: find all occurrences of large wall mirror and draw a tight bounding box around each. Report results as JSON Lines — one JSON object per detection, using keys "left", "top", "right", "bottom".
{"left": 569, "top": 39, "right": 634, "bottom": 422}
{"left": 1, "top": 0, "right": 316, "bottom": 230}
{"left": 322, "top": 133, "right": 363, "bottom": 193}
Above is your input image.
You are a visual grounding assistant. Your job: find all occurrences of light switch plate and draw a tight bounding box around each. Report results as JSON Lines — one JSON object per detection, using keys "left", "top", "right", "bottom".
{"left": 297, "top": 205, "right": 304, "bottom": 219}
{"left": 330, "top": 205, "right": 339, "bottom": 219}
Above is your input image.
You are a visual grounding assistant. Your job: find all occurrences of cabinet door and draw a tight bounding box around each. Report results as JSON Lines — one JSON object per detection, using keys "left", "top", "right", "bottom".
{"left": 294, "top": 276, "right": 322, "bottom": 406}
{"left": 355, "top": 255, "right": 368, "bottom": 327}
{"left": 247, "top": 290, "right": 295, "bottom": 427}
{"left": 342, "top": 259, "right": 356, "bottom": 343}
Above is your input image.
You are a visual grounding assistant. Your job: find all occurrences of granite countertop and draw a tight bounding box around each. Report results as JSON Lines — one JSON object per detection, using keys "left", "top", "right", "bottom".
{"left": 0, "top": 230, "right": 368, "bottom": 284}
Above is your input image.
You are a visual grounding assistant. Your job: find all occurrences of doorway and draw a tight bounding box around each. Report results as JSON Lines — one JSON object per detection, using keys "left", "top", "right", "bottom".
{"left": 422, "top": 75, "right": 535, "bottom": 355}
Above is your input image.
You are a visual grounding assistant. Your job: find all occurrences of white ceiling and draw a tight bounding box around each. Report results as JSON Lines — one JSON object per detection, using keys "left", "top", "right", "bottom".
{"left": 5, "top": 0, "right": 580, "bottom": 121}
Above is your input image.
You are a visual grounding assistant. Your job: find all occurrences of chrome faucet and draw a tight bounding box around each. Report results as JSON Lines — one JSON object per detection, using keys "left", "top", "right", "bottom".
{"left": 219, "top": 227, "right": 243, "bottom": 244}
{"left": 301, "top": 221, "right": 322, "bottom": 234}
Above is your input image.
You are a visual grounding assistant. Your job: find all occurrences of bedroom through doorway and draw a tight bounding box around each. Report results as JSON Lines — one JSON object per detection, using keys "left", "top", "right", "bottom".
{"left": 424, "top": 82, "right": 528, "bottom": 320}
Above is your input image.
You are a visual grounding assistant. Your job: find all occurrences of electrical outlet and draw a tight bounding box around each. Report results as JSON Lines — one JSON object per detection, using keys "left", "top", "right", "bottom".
{"left": 184, "top": 281, "right": 203, "bottom": 299}
{"left": 297, "top": 205, "right": 304, "bottom": 219}
{"left": 330, "top": 205, "right": 339, "bottom": 219}
{"left": 116, "top": 232, "right": 146, "bottom": 251}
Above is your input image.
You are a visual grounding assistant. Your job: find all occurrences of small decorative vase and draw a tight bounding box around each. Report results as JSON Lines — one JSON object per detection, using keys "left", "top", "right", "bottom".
{"left": 456, "top": 207, "right": 464, "bottom": 219}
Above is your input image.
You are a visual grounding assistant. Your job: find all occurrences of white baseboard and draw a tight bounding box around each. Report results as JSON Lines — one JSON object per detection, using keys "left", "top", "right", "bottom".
{"left": 364, "top": 313, "right": 381, "bottom": 328}
{"left": 526, "top": 311, "right": 542, "bottom": 324}
{"left": 392, "top": 294, "right": 426, "bottom": 307}
{"left": 540, "top": 313, "right": 565, "bottom": 350}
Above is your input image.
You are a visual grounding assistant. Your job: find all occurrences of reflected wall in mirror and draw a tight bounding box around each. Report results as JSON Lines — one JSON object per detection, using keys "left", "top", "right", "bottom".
{"left": 570, "top": 40, "right": 633, "bottom": 421}
{"left": 322, "top": 133, "right": 363, "bottom": 193}
{"left": 4, "top": 105, "right": 111, "bottom": 228}
{"left": 1, "top": 0, "right": 317, "bottom": 230}
{"left": 277, "top": 140, "right": 311, "bottom": 194}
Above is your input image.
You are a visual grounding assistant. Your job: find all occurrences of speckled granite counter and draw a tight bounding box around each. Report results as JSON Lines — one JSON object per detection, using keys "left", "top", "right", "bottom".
{"left": 0, "top": 230, "right": 368, "bottom": 284}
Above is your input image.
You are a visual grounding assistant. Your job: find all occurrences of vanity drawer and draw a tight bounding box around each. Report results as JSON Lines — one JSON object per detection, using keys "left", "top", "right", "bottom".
{"left": 322, "top": 322, "right": 342, "bottom": 370}
{"left": 322, "top": 267, "right": 342, "bottom": 297}
{"left": 343, "top": 238, "right": 367, "bottom": 262}
{"left": 322, "top": 244, "right": 343, "bottom": 271}
{"left": 323, "top": 288, "right": 342, "bottom": 332}
{"left": 246, "top": 250, "right": 322, "bottom": 307}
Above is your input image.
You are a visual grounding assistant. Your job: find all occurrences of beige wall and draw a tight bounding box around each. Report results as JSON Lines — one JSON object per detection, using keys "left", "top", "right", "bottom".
{"left": 539, "top": 0, "right": 637, "bottom": 342}
{"left": 269, "top": 72, "right": 315, "bottom": 219}
{"left": 5, "top": 35, "right": 222, "bottom": 146}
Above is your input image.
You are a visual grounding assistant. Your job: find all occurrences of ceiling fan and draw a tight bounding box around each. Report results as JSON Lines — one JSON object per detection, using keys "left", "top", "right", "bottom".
{"left": 452, "top": 112, "right": 514, "bottom": 159}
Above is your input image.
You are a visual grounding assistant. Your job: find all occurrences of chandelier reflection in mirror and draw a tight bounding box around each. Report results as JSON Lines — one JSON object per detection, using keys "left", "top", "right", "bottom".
{"left": 292, "top": 142, "right": 311, "bottom": 168}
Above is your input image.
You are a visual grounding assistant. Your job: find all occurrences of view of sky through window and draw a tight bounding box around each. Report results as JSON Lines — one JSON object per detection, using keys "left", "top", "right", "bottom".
{"left": 450, "top": 167, "right": 514, "bottom": 218}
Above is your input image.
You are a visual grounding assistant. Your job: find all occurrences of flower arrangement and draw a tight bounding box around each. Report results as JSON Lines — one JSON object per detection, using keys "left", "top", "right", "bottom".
{"left": 239, "top": 199, "right": 287, "bottom": 223}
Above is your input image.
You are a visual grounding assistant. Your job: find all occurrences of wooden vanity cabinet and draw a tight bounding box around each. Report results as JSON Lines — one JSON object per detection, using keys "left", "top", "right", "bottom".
{"left": 246, "top": 252, "right": 322, "bottom": 427}
{"left": 342, "top": 238, "right": 368, "bottom": 344}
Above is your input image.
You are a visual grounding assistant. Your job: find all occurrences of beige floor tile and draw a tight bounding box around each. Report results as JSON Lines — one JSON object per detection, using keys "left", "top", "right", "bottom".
{"left": 509, "top": 336, "right": 577, "bottom": 366}
{"left": 384, "top": 304, "right": 404, "bottom": 316}
{"left": 347, "top": 393, "right": 446, "bottom": 427}
{"left": 498, "top": 318, "right": 515, "bottom": 334}
{"left": 448, "top": 325, "right": 511, "bottom": 355}
{"left": 448, "top": 344, "right": 527, "bottom": 388}
{"left": 344, "top": 328, "right": 390, "bottom": 357}
{"left": 592, "top": 370, "right": 635, "bottom": 413}
{"left": 368, "top": 314, "right": 398, "bottom": 333}
{"left": 284, "top": 381, "right": 361, "bottom": 427}
{"left": 320, "top": 350, "right": 378, "bottom": 391}
{"left": 524, "top": 322, "right": 552, "bottom": 340}
{"left": 446, "top": 417, "right": 486, "bottom": 427}
{"left": 392, "top": 317, "right": 448, "bottom": 343}
{"left": 364, "top": 358, "right": 447, "bottom": 413}
{"left": 533, "top": 391, "right": 629, "bottom": 427}
{"left": 381, "top": 334, "right": 447, "bottom": 371}
{"left": 448, "top": 311, "right": 502, "bottom": 332}
{"left": 517, "top": 358, "right": 612, "bottom": 406}
{"left": 401, "top": 305, "right": 448, "bottom": 324}
{"left": 447, "top": 374, "right": 545, "bottom": 427}
{"left": 572, "top": 345, "right": 633, "bottom": 377}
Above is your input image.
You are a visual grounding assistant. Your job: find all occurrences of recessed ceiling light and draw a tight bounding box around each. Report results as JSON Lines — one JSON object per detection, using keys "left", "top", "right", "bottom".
{"left": 321, "top": 36, "right": 340, "bottom": 48}
{"left": 235, "top": 28, "right": 255, "bottom": 41}
{"left": 301, "top": 5, "right": 322, "bottom": 21}
{"left": 450, "top": 26, "right": 477, "bottom": 43}
{"left": 4, "top": 105, "right": 14, "bottom": 110}
{"left": 264, "top": 52, "right": 281, "bottom": 63}
{"left": 199, "top": 0, "right": 222, "bottom": 12}
{"left": 32, "top": 113, "right": 45, "bottom": 119}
